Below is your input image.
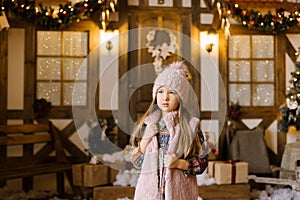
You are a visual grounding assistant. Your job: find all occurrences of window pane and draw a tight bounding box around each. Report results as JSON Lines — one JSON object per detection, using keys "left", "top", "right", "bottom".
{"left": 37, "top": 82, "right": 61, "bottom": 106}
{"left": 229, "top": 84, "right": 250, "bottom": 106}
{"left": 252, "top": 84, "right": 274, "bottom": 106}
{"left": 63, "top": 58, "right": 87, "bottom": 80}
{"left": 37, "top": 30, "right": 88, "bottom": 107}
{"left": 229, "top": 60, "right": 251, "bottom": 82}
{"left": 228, "top": 35, "right": 250, "bottom": 58}
{"left": 252, "top": 60, "right": 274, "bottom": 82}
{"left": 63, "top": 32, "right": 88, "bottom": 56}
{"left": 37, "top": 58, "right": 61, "bottom": 80}
{"left": 64, "top": 82, "right": 87, "bottom": 106}
{"left": 252, "top": 35, "right": 274, "bottom": 58}
{"left": 37, "top": 31, "right": 61, "bottom": 55}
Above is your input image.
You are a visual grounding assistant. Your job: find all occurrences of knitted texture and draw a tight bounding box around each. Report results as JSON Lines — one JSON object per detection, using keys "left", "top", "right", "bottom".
{"left": 152, "top": 61, "right": 190, "bottom": 104}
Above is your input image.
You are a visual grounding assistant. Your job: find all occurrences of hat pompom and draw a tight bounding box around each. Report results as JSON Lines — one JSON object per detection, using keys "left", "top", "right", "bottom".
{"left": 169, "top": 61, "right": 192, "bottom": 80}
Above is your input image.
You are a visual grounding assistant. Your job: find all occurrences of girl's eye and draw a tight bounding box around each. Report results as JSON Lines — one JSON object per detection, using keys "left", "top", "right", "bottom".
{"left": 158, "top": 90, "right": 163, "bottom": 94}
{"left": 169, "top": 91, "right": 176, "bottom": 95}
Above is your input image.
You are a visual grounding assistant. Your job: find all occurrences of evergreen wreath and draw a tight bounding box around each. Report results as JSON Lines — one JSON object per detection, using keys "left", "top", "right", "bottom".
{"left": 146, "top": 29, "right": 178, "bottom": 74}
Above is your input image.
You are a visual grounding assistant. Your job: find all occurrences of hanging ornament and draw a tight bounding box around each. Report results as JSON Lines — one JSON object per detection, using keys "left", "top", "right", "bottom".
{"left": 286, "top": 96, "right": 298, "bottom": 110}
{"left": 294, "top": 79, "right": 300, "bottom": 90}
{"left": 292, "top": 70, "right": 300, "bottom": 79}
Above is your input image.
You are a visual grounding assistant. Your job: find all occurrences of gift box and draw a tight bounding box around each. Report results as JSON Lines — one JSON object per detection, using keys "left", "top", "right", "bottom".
{"left": 208, "top": 161, "right": 248, "bottom": 185}
{"left": 72, "top": 163, "right": 119, "bottom": 187}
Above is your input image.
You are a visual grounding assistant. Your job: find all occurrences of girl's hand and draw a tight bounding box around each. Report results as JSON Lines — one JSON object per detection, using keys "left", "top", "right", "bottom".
{"left": 139, "top": 124, "right": 158, "bottom": 153}
{"left": 164, "top": 153, "right": 189, "bottom": 170}
{"left": 164, "top": 153, "right": 178, "bottom": 168}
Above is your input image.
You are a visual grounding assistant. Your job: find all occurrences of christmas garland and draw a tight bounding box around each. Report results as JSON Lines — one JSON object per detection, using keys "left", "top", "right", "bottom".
{"left": 227, "top": 3, "right": 300, "bottom": 33}
{"left": 228, "top": 101, "right": 241, "bottom": 121}
{"left": 2, "top": 1, "right": 300, "bottom": 32}
{"left": 33, "top": 98, "right": 51, "bottom": 119}
{"left": 0, "top": 0, "right": 115, "bottom": 29}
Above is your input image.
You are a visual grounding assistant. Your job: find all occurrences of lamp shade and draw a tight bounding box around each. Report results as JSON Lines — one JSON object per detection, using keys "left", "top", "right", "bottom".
{"left": 0, "top": 12, "right": 10, "bottom": 30}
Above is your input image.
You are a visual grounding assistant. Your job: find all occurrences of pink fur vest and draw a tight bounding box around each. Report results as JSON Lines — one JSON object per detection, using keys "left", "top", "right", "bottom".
{"left": 134, "top": 110, "right": 199, "bottom": 200}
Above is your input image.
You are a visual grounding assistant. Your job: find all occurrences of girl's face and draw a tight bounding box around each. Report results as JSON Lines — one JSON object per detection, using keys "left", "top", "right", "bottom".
{"left": 156, "top": 86, "right": 179, "bottom": 113}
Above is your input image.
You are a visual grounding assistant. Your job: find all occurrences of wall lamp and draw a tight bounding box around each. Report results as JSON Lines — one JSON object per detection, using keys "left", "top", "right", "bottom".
{"left": 106, "top": 40, "right": 113, "bottom": 51}
{"left": 205, "top": 28, "right": 217, "bottom": 53}
{"left": 0, "top": 12, "right": 10, "bottom": 30}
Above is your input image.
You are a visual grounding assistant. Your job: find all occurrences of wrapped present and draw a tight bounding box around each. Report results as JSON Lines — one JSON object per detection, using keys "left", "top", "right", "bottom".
{"left": 208, "top": 161, "right": 248, "bottom": 185}
{"left": 72, "top": 163, "right": 119, "bottom": 187}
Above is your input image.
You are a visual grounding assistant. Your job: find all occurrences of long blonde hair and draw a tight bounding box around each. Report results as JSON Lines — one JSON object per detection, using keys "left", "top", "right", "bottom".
{"left": 130, "top": 98, "right": 200, "bottom": 159}
{"left": 130, "top": 99, "right": 157, "bottom": 147}
{"left": 177, "top": 104, "right": 200, "bottom": 159}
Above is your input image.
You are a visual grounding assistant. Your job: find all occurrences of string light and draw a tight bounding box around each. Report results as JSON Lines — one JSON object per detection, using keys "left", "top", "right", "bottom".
{"left": 109, "top": 2, "right": 115, "bottom": 12}
{"left": 216, "top": 1, "right": 300, "bottom": 36}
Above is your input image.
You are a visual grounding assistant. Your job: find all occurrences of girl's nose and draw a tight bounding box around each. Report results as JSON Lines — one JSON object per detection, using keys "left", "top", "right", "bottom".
{"left": 163, "top": 93, "right": 169, "bottom": 101}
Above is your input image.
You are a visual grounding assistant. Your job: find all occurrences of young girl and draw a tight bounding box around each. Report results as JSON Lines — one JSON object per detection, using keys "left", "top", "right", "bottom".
{"left": 130, "top": 61, "right": 208, "bottom": 200}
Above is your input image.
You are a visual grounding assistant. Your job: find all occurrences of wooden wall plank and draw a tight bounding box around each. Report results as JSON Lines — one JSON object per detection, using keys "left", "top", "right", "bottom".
{"left": 0, "top": 29, "right": 8, "bottom": 187}
{"left": 275, "top": 33, "right": 288, "bottom": 164}
{"left": 192, "top": 0, "right": 200, "bottom": 28}
{"left": 22, "top": 22, "right": 36, "bottom": 192}
{"left": 174, "top": 0, "right": 182, "bottom": 7}
{"left": 0, "top": 134, "right": 52, "bottom": 145}
{"left": 118, "top": 0, "right": 130, "bottom": 148}
{"left": 23, "top": 23, "right": 36, "bottom": 124}
{"left": 218, "top": 30, "right": 229, "bottom": 160}
{"left": 0, "top": 124, "right": 49, "bottom": 133}
{"left": 0, "top": 30, "right": 8, "bottom": 124}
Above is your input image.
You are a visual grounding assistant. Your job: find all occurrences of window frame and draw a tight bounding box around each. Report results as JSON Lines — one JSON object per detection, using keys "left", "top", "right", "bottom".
{"left": 36, "top": 30, "right": 89, "bottom": 107}
{"left": 227, "top": 34, "right": 276, "bottom": 107}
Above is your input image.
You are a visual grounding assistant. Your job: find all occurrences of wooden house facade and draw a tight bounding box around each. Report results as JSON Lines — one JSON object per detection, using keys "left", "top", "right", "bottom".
{"left": 0, "top": 0, "right": 300, "bottom": 195}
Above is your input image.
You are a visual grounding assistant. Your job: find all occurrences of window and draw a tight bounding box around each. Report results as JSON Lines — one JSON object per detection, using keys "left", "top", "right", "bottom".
{"left": 36, "top": 31, "right": 88, "bottom": 106}
{"left": 228, "top": 35, "right": 274, "bottom": 106}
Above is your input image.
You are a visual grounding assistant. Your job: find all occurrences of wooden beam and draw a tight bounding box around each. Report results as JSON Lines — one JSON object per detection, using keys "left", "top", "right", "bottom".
{"left": 23, "top": 23, "right": 35, "bottom": 124}
{"left": 174, "top": 0, "right": 182, "bottom": 8}
{"left": 0, "top": 134, "right": 51, "bottom": 145}
{"left": 0, "top": 30, "right": 8, "bottom": 125}
{"left": 203, "top": 0, "right": 213, "bottom": 10}
{"left": 275, "top": 33, "right": 288, "bottom": 107}
{"left": 285, "top": 34, "right": 297, "bottom": 63}
{"left": 0, "top": 124, "right": 49, "bottom": 133}
{"left": 118, "top": 0, "right": 130, "bottom": 148}
{"left": 192, "top": 0, "right": 201, "bottom": 28}
{"left": 59, "top": 121, "right": 88, "bottom": 160}
{"left": 0, "top": 29, "right": 8, "bottom": 187}
{"left": 212, "top": 8, "right": 221, "bottom": 30}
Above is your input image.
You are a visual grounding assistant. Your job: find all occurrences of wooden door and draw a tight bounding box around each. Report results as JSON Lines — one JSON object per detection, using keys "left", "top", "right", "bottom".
{"left": 128, "top": 9, "right": 192, "bottom": 124}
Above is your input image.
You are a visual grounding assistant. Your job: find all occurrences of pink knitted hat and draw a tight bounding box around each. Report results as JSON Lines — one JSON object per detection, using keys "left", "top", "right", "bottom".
{"left": 152, "top": 61, "right": 191, "bottom": 104}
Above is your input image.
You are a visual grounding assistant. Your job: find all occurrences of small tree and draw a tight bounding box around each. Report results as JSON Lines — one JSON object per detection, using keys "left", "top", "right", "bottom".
{"left": 278, "top": 48, "right": 300, "bottom": 132}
